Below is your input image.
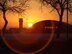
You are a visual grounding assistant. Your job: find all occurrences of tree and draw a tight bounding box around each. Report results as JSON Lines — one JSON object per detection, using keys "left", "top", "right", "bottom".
{"left": 40, "top": 0, "right": 72, "bottom": 38}
{"left": 0, "top": 0, "right": 29, "bottom": 32}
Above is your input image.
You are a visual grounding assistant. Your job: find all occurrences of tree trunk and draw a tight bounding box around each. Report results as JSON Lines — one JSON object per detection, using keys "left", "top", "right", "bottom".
{"left": 56, "top": 16, "right": 63, "bottom": 38}
{"left": 2, "top": 11, "right": 8, "bottom": 32}
{"left": 56, "top": 7, "right": 64, "bottom": 38}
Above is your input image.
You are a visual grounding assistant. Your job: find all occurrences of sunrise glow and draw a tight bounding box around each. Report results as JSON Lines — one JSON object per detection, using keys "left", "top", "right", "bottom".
{"left": 28, "top": 24, "right": 33, "bottom": 28}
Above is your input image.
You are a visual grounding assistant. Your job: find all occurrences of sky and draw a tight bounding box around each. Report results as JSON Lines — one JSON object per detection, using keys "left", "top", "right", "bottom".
{"left": 0, "top": 0, "right": 72, "bottom": 29}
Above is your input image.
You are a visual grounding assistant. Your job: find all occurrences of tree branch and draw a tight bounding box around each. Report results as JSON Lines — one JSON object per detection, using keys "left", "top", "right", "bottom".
{"left": 50, "top": 3, "right": 61, "bottom": 16}
{"left": 3, "top": 0, "right": 7, "bottom": 6}
{"left": 0, "top": 2, "right": 3, "bottom": 6}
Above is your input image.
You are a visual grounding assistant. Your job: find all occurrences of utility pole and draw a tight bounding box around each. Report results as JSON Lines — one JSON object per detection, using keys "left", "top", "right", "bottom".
{"left": 67, "top": 0, "right": 68, "bottom": 41}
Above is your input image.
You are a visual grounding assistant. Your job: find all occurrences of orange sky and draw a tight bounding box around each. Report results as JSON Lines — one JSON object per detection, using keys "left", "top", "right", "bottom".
{"left": 0, "top": 0, "right": 72, "bottom": 29}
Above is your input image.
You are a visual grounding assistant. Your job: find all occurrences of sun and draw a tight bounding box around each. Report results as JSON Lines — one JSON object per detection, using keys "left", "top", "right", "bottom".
{"left": 28, "top": 24, "right": 33, "bottom": 28}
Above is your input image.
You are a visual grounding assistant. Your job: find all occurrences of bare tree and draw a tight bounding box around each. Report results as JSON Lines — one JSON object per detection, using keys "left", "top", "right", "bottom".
{"left": 0, "top": 0, "right": 29, "bottom": 32}
{"left": 40, "top": 0, "right": 72, "bottom": 38}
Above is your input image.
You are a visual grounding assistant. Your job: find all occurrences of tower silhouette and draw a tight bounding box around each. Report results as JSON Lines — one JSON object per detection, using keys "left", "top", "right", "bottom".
{"left": 19, "top": 18, "right": 23, "bottom": 29}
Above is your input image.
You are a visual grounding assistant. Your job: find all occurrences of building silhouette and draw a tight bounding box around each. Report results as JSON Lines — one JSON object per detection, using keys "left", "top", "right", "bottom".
{"left": 9, "top": 18, "right": 25, "bottom": 33}
{"left": 19, "top": 18, "right": 23, "bottom": 29}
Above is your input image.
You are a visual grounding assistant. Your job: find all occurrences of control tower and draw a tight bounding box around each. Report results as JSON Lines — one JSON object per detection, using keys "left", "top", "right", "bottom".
{"left": 19, "top": 18, "right": 23, "bottom": 29}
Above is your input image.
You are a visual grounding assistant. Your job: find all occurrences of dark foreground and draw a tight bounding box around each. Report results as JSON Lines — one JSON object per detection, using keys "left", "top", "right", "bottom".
{"left": 0, "top": 35, "right": 72, "bottom": 54}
